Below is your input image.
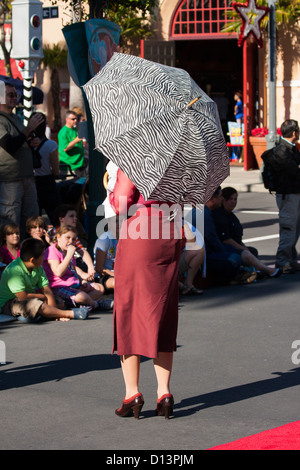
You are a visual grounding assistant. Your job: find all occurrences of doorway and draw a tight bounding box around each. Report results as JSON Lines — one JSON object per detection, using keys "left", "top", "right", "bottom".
{"left": 175, "top": 38, "right": 245, "bottom": 140}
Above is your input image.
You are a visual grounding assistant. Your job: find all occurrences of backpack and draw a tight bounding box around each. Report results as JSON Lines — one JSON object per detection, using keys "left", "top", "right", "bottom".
{"left": 261, "top": 148, "right": 278, "bottom": 193}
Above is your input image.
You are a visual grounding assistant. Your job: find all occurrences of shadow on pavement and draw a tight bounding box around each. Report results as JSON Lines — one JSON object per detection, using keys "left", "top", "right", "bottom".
{"left": 174, "top": 368, "right": 300, "bottom": 418}
{"left": 0, "top": 354, "right": 121, "bottom": 390}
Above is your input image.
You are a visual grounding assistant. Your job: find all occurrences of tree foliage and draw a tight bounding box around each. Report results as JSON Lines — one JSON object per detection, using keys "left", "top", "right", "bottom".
{"left": 104, "top": 2, "right": 157, "bottom": 50}
{"left": 58, "top": 0, "right": 158, "bottom": 47}
{"left": 84, "top": 0, "right": 157, "bottom": 18}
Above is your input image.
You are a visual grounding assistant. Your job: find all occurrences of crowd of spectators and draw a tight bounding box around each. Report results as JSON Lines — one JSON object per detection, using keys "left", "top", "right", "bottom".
{"left": 0, "top": 205, "right": 114, "bottom": 322}
{"left": 0, "top": 79, "right": 291, "bottom": 323}
{"left": 0, "top": 182, "right": 285, "bottom": 323}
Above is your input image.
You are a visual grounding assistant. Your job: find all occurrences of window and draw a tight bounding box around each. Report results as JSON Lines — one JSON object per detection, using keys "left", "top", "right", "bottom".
{"left": 171, "top": 0, "right": 236, "bottom": 38}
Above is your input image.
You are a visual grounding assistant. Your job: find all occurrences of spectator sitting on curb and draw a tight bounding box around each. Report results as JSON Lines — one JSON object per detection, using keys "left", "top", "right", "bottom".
{"left": 26, "top": 215, "right": 51, "bottom": 246}
{"left": 0, "top": 222, "right": 20, "bottom": 266}
{"left": 94, "top": 216, "right": 119, "bottom": 293}
{"left": 212, "top": 186, "right": 282, "bottom": 279}
{"left": 43, "top": 225, "right": 113, "bottom": 312}
{"left": 48, "top": 204, "right": 96, "bottom": 281}
{"left": 179, "top": 221, "right": 205, "bottom": 295}
{"left": 0, "top": 237, "right": 88, "bottom": 322}
{"left": 190, "top": 186, "right": 256, "bottom": 285}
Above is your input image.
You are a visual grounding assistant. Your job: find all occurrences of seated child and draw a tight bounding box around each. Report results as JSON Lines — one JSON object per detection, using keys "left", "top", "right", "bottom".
{"left": 0, "top": 223, "right": 20, "bottom": 266}
{"left": 179, "top": 221, "right": 205, "bottom": 295}
{"left": 94, "top": 217, "right": 119, "bottom": 292}
{"left": 43, "top": 225, "right": 113, "bottom": 311}
{"left": 26, "top": 215, "right": 51, "bottom": 246}
{"left": 0, "top": 238, "right": 88, "bottom": 322}
{"left": 48, "top": 204, "right": 96, "bottom": 281}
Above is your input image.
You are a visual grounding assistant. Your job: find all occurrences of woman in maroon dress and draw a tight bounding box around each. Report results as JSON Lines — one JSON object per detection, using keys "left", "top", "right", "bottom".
{"left": 109, "top": 169, "right": 182, "bottom": 419}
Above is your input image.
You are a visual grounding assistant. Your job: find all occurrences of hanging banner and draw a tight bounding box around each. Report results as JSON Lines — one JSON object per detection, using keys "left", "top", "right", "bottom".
{"left": 85, "top": 19, "right": 121, "bottom": 77}
{"left": 63, "top": 19, "right": 121, "bottom": 86}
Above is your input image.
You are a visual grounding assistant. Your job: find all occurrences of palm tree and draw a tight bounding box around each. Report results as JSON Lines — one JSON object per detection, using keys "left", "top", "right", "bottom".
{"left": 42, "top": 43, "right": 68, "bottom": 130}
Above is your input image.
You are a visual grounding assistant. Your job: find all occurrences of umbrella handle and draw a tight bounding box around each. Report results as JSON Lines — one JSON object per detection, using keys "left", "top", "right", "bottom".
{"left": 187, "top": 97, "right": 200, "bottom": 108}
{"left": 103, "top": 171, "right": 108, "bottom": 190}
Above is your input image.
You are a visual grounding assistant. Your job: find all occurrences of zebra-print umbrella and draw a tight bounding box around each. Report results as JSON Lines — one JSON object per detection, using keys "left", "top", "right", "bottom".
{"left": 83, "top": 52, "right": 229, "bottom": 205}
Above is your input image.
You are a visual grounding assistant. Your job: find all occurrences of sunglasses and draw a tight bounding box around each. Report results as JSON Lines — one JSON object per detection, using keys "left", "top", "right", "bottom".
{"left": 6, "top": 92, "right": 19, "bottom": 98}
{"left": 69, "top": 117, "right": 78, "bottom": 120}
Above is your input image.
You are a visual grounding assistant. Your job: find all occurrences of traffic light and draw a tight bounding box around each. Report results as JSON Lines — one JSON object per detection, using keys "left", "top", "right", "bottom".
{"left": 11, "top": 0, "right": 43, "bottom": 67}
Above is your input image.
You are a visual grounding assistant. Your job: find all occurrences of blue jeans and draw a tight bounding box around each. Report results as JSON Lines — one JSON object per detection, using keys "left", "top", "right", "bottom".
{"left": 206, "top": 246, "right": 242, "bottom": 282}
{"left": 0, "top": 177, "right": 39, "bottom": 238}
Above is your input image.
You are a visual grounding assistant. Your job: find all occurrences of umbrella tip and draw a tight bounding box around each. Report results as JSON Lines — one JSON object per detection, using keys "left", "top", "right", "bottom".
{"left": 187, "top": 96, "right": 201, "bottom": 109}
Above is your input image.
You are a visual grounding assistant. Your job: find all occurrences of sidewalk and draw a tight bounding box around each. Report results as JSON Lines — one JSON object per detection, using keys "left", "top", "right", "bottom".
{"left": 223, "top": 165, "right": 266, "bottom": 193}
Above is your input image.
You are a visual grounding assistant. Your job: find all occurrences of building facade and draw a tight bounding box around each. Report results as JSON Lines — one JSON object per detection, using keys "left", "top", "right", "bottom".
{"left": 144, "top": 0, "right": 300, "bottom": 169}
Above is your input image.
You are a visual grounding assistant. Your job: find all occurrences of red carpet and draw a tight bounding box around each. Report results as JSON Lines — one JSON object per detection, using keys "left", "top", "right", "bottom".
{"left": 209, "top": 421, "right": 300, "bottom": 450}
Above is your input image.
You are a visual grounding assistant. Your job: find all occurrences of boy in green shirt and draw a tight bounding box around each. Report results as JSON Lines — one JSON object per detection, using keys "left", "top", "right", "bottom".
{"left": 0, "top": 238, "right": 88, "bottom": 322}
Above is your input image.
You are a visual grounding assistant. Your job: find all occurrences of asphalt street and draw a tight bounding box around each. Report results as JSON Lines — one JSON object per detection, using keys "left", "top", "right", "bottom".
{"left": 0, "top": 190, "right": 299, "bottom": 453}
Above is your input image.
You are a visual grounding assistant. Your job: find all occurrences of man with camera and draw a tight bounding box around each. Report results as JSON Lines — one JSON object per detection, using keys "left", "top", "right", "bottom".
{"left": 0, "top": 81, "right": 44, "bottom": 238}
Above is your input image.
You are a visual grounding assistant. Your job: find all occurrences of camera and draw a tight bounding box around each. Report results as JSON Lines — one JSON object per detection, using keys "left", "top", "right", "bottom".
{"left": 27, "top": 131, "right": 37, "bottom": 144}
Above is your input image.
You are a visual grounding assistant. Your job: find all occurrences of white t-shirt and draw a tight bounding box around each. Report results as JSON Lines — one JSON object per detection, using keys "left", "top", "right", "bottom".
{"left": 94, "top": 231, "right": 118, "bottom": 271}
{"left": 103, "top": 161, "right": 119, "bottom": 218}
{"left": 34, "top": 139, "right": 58, "bottom": 177}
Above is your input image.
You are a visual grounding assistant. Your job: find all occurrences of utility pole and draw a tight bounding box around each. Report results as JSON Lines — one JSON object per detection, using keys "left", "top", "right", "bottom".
{"left": 266, "top": 0, "right": 279, "bottom": 149}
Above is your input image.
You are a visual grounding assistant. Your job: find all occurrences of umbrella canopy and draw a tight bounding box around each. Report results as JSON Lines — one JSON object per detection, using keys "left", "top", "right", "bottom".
{"left": 83, "top": 53, "right": 229, "bottom": 205}
{"left": 0, "top": 75, "right": 44, "bottom": 105}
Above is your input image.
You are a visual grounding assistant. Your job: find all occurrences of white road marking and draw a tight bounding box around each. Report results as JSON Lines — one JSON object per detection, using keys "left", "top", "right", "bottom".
{"left": 236, "top": 210, "right": 278, "bottom": 215}
{"left": 236, "top": 210, "right": 279, "bottom": 243}
{"left": 243, "top": 234, "right": 279, "bottom": 243}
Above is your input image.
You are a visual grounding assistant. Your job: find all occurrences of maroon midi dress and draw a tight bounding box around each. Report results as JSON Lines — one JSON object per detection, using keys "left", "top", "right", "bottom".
{"left": 110, "top": 169, "right": 182, "bottom": 358}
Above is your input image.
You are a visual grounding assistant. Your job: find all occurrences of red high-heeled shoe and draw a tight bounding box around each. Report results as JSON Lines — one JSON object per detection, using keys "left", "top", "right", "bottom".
{"left": 115, "top": 393, "right": 144, "bottom": 419}
{"left": 156, "top": 394, "right": 174, "bottom": 419}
